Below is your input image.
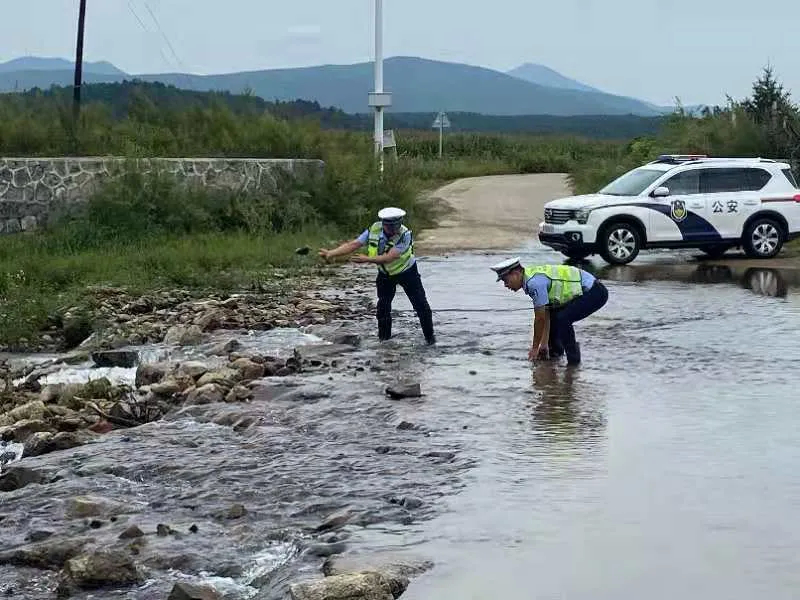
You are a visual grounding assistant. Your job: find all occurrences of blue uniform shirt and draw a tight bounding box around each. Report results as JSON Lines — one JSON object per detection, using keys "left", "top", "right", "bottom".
{"left": 356, "top": 227, "right": 416, "bottom": 269}
{"left": 524, "top": 268, "right": 596, "bottom": 308}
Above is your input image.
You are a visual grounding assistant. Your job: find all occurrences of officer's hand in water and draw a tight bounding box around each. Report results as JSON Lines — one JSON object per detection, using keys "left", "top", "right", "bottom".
{"left": 528, "top": 345, "right": 547, "bottom": 361}
{"left": 351, "top": 254, "right": 371, "bottom": 263}
{"left": 318, "top": 249, "right": 331, "bottom": 260}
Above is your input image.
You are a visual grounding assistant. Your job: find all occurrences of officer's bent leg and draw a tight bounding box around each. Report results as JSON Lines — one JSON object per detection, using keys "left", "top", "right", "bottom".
{"left": 397, "top": 264, "right": 435, "bottom": 343}
{"left": 376, "top": 271, "right": 397, "bottom": 341}
{"left": 552, "top": 281, "right": 609, "bottom": 364}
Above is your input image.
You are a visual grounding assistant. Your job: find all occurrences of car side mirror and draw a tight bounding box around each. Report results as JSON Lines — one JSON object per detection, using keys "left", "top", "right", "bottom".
{"left": 652, "top": 186, "right": 670, "bottom": 198}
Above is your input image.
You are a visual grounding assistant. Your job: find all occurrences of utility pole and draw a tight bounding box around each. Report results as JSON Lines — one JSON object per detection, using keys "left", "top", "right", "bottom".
{"left": 72, "top": 0, "right": 87, "bottom": 152}
{"left": 367, "top": 0, "right": 391, "bottom": 174}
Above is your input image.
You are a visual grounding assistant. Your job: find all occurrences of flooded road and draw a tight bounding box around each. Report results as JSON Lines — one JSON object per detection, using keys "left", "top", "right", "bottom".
{"left": 394, "top": 246, "right": 800, "bottom": 600}
{"left": 2, "top": 244, "right": 800, "bottom": 599}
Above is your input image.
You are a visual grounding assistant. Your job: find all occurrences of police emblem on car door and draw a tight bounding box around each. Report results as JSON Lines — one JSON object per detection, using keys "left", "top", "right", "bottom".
{"left": 670, "top": 199, "right": 687, "bottom": 222}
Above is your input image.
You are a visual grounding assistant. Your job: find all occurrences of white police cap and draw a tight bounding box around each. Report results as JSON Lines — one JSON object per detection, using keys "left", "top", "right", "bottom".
{"left": 490, "top": 256, "right": 522, "bottom": 281}
{"left": 378, "top": 207, "right": 406, "bottom": 221}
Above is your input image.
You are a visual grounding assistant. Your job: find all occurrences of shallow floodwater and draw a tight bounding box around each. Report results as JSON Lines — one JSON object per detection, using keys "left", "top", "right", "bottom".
{"left": 2, "top": 245, "right": 800, "bottom": 599}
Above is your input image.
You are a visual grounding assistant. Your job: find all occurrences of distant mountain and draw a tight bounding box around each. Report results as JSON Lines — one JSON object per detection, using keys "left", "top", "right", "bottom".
{"left": 507, "top": 63, "right": 602, "bottom": 94}
{"left": 0, "top": 55, "right": 664, "bottom": 117}
{"left": 0, "top": 56, "right": 126, "bottom": 75}
{"left": 4, "top": 79, "right": 667, "bottom": 139}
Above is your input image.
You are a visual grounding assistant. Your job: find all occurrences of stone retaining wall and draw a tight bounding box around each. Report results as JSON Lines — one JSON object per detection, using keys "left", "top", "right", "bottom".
{"left": 0, "top": 157, "right": 325, "bottom": 233}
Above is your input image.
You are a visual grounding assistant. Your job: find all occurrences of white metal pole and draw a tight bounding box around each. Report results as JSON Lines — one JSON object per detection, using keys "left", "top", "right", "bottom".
{"left": 374, "top": 0, "right": 384, "bottom": 173}
{"left": 439, "top": 113, "right": 443, "bottom": 158}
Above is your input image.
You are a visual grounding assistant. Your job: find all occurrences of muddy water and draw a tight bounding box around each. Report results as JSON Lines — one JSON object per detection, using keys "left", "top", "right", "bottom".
{"left": 2, "top": 247, "right": 800, "bottom": 599}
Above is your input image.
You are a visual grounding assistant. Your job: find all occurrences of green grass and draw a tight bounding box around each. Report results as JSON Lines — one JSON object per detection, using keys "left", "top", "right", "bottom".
{"left": 0, "top": 229, "right": 342, "bottom": 344}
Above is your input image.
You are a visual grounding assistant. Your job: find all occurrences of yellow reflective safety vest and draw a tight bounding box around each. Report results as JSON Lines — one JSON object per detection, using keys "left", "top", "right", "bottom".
{"left": 366, "top": 221, "right": 415, "bottom": 276}
{"left": 524, "top": 264, "right": 583, "bottom": 306}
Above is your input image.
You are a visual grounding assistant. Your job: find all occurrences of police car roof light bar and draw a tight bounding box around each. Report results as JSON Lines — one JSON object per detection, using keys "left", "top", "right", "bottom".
{"left": 654, "top": 154, "right": 708, "bottom": 163}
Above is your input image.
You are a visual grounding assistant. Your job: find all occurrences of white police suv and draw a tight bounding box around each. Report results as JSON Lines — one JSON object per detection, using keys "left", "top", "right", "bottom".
{"left": 538, "top": 155, "right": 800, "bottom": 264}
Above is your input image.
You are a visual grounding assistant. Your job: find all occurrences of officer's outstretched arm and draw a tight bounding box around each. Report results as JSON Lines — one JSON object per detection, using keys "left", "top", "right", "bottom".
{"left": 319, "top": 239, "right": 363, "bottom": 259}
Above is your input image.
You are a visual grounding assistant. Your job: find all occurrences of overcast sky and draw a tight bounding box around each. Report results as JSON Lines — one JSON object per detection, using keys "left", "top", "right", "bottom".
{"left": 2, "top": 0, "right": 799, "bottom": 106}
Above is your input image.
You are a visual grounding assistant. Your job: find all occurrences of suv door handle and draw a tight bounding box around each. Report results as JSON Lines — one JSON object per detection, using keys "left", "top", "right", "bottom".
{"left": 689, "top": 201, "right": 704, "bottom": 208}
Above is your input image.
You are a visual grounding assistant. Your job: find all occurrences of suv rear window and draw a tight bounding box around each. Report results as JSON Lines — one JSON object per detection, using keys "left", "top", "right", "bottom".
{"left": 782, "top": 168, "right": 799, "bottom": 188}
{"left": 699, "top": 168, "right": 772, "bottom": 193}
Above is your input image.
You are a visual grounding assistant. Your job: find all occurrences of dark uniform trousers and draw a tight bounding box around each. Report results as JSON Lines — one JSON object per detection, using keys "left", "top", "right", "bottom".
{"left": 376, "top": 263, "right": 435, "bottom": 342}
{"left": 547, "top": 280, "right": 608, "bottom": 364}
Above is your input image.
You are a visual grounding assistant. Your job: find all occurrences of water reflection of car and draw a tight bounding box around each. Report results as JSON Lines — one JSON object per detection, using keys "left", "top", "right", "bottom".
{"left": 742, "top": 268, "right": 788, "bottom": 298}
{"left": 538, "top": 154, "right": 800, "bottom": 265}
{"left": 591, "top": 263, "right": 789, "bottom": 299}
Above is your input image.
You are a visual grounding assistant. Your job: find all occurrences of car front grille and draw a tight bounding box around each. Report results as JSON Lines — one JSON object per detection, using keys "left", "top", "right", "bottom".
{"left": 544, "top": 208, "right": 575, "bottom": 224}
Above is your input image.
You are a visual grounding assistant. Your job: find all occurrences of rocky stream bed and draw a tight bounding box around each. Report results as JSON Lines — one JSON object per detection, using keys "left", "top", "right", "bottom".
{"left": 0, "top": 266, "right": 455, "bottom": 600}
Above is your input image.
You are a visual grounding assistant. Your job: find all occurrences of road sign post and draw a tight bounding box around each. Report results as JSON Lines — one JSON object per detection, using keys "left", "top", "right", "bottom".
{"left": 431, "top": 111, "right": 450, "bottom": 158}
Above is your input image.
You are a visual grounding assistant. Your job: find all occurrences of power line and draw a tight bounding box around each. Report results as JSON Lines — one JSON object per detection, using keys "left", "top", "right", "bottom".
{"left": 141, "top": 0, "right": 185, "bottom": 70}
{"left": 126, "top": 0, "right": 174, "bottom": 71}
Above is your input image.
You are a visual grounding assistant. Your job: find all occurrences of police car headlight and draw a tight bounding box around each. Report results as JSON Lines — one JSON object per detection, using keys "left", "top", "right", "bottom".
{"left": 575, "top": 208, "right": 591, "bottom": 224}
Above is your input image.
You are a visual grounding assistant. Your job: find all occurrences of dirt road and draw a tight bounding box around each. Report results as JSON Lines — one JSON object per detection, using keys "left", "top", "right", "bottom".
{"left": 414, "top": 173, "right": 571, "bottom": 254}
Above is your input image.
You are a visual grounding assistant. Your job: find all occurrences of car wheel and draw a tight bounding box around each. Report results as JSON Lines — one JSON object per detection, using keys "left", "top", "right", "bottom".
{"left": 742, "top": 218, "right": 784, "bottom": 259}
{"left": 700, "top": 244, "right": 730, "bottom": 258}
{"left": 598, "top": 221, "right": 641, "bottom": 265}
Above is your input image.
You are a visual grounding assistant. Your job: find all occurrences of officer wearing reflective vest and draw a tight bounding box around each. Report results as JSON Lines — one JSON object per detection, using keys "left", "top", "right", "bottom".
{"left": 490, "top": 258, "right": 608, "bottom": 365}
{"left": 318, "top": 207, "right": 436, "bottom": 345}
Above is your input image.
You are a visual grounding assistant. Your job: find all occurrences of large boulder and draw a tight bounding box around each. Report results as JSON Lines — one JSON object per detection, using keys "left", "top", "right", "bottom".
{"left": 0, "top": 465, "right": 46, "bottom": 492}
{"left": 168, "top": 582, "right": 221, "bottom": 600}
{"left": 0, "top": 400, "right": 47, "bottom": 427}
{"left": 163, "top": 325, "right": 204, "bottom": 346}
{"left": 185, "top": 384, "right": 226, "bottom": 406}
{"left": 23, "top": 430, "right": 90, "bottom": 458}
{"left": 60, "top": 549, "right": 142, "bottom": 590}
{"left": 290, "top": 572, "right": 400, "bottom": 600}
{"left": 0, "top": 538, "right": 91, "bottom": 570}
{"left": 322, "top": 554, "right": 433, "bottom": 581}
{"left": 135, "top": 362, "right": 172, "bottom": 387}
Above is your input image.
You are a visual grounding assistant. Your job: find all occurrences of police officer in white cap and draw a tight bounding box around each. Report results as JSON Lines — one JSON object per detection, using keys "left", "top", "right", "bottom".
{"left": 490, "top": 257, "right": 608, "bottom": 365}
{"left": 319, "top": 207, "right": 435, "bottom": 345}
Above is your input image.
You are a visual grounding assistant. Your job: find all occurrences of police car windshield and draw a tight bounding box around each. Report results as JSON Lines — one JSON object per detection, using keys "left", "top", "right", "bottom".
{"left": 599, "top": 168, "right": 665, "bottom": 196}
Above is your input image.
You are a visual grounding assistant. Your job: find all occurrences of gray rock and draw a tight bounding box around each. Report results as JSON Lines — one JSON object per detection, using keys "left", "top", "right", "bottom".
{"left": 150, "top": 379, "right": 182, "bottom": 396}
{"left": 23, "top": 430, "right": 89, "bottom": 458}
{"left": 0, "top": 400, "right": 47, "bottom": 427}
{"left": 231, "top": 358, "right": 265, "bottom": 380}
{"left": 0, "top": 466, "right": 45, "bottom": 492}
{"left": 185, "top": 383, "right": 226, "bottom": 405}
{"left": 322, "top": 553, "right": 434, "bottom": 580}
{"left": 163, "top": 324, "right": 204, "bottom": 346}
{"left": 91, "top": 349, "right": 138, "bottom": 368}
{"left": 118, "top": 525, "right": 144, "bottom": 539}
{"left": 290, "top": 572, "right": 398, "bottom": 600}
{"left": 62, "top": 549, "right": 141, "bottom": 589}
{"left": 0, "top": 538, "right": 91, "bottom": 569}
{"left": 0, "top": 418, "right": 53, "bottom": 443}
{"left": 168, "top": 582, "right": 221, "bottom": 600}
{"left": 196, "top": 368, "right": 238, "bottom": 387}
{"left": 177, "top": 361, "right": 209, "bottom": 379}
{"left": 135, "top": 362, "right": 171, "bottom": 387}
{"left": 385, "top": 384, "right": 422, "bottom": 399}
{"left": 65, "top": 495, "right": 127, "bottom": 519}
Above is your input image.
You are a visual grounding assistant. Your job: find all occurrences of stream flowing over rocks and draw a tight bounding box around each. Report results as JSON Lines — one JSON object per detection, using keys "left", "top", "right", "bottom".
{"left": 0, "top": 264, "right": 461, "bottom": 600}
